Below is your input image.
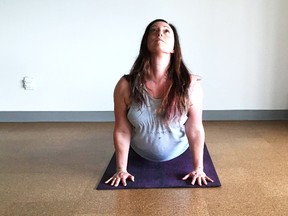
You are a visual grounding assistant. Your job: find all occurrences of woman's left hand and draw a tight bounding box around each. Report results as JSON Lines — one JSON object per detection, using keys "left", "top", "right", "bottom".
{"left": 182, "top": 168, "right": 214, "bottom": 186}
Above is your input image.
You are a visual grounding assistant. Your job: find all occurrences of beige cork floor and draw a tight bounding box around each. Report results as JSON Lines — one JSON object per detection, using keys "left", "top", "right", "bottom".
{"left": 0, "top": 121, "right": 287, "bottom": 216}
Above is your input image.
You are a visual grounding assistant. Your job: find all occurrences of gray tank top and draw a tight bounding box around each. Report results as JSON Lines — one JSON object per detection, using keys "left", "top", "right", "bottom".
{"left": 127, "top": 90, "right": 189, "bottom": 162}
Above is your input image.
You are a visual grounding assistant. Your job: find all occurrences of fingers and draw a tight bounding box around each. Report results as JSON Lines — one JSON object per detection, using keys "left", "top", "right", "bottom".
{"left": 197, "top": 177, "right": 202, "bottom": 186}
{"left": 183, "top": 172, "right": 214, "bottom": 186}
{"left": 129, "top": 175, "right": 135, "bottom": 182}
{"left": 195, "top": 175, "right": 213, "bottom": 186}
{"left": 205, "top": 176, "right": 214, "bottom": 183}
{"left": 111, "top": 177, "right": 117, "bottom": 186}
{"left": 105, "top": 173, "right": 135, "bottom": 187}
{"left": 107, "top": 172, "right": 213, "bottom": 187}
{"left": 182, "top": 174, "right": 190, "bottom": 181}
{"left": 182, "top": 172, "right": 198, "bottom": 185}
{"left": 121, "top": 178, "right": 127, "bottom": 186}
{"left": 202, "top": 177, "right": 207, "bottom": 186}
{"left": 122, "top": 174, "right": 135, "bottom": 186}
{"left": 106, "top": 177, "right": 121, "bottom": 187}
{"left": 191, "top": 176, "right": 197, "bottom": 185}
{"left": 105, "top": 177, "right": 113, "bottom": 184}
{"left": 105, "top": 176, "right": 120, "bottom": 187}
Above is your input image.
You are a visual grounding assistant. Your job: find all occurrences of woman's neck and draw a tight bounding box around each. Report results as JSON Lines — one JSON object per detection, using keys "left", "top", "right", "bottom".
{"left": 148, "top": 54, "right": 171, "bottom": 82}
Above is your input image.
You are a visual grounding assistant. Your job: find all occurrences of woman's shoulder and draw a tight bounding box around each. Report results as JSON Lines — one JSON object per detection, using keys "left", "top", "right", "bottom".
{"left": 115, "top": 75, "right": 130, "bottom": 91}
{"left": 122, "top": 74, "right": 131, "bottom": 82}
{"left": 188, "top": 74, "right": 203, "bottom": 101}
{"left": 189, "top": 74, "right": 202, "bottom": 85}
{"left": 114, "top": 75, "right": 131, "bottom": 102}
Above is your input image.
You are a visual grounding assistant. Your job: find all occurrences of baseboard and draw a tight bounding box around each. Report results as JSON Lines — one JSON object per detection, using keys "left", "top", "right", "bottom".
{"left": 203, "top": 110, "right": 288, "bottom": 121}
{"left": 0, "top": 110, "right": 287, "bottom": 122}
{"left": 0, "top": 111, "right": 114, "bottom": 122}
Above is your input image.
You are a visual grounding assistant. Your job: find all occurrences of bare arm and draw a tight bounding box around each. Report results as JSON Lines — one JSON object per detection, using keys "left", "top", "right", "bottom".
{"left": 105, "top": 77, "right": 134, "bottom": 186}
{"left": 182, "top": 76, "right": 213, "bottom": 185}
{"left": 186, "top": 76, "right": 205, "bottom": 170}
{"left": 113, "top": 77, "right": 132, "bottom": 171}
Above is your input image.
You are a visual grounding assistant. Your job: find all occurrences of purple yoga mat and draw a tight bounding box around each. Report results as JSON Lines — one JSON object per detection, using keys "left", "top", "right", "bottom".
{"left": 96, "top": 144, "right": 221, "bottom": 189}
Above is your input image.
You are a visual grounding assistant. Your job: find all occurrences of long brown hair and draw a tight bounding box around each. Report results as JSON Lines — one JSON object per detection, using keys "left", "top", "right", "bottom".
{"left": 127, "top": 19, "right": 191, "bottom": 121}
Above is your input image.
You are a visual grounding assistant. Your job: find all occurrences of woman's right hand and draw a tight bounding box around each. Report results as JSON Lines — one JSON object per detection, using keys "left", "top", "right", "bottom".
{"left": 105, "top": 170, "right": 135, "bottom": 187}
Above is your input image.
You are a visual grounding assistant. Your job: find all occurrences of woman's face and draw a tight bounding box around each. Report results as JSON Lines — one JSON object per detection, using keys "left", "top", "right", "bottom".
{"left": 147, "top": 21, "right": 175, "bottom": 55}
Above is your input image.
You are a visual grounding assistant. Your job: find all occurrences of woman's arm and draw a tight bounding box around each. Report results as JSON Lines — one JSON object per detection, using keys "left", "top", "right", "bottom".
{"left": 105, "top": 77, "right": 134, "bottom": 187}
{"left": 182, "top": 76, "right": 213, "bottom": 186}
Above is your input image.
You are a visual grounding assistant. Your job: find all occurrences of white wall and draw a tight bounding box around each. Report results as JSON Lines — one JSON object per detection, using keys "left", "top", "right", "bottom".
{"left": 0, "top": 0, "right": 287, "bottom": 111}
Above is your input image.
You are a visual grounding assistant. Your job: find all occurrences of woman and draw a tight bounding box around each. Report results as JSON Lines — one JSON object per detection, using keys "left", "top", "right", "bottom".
{"left": 105, "top": 19, "right": 213, "bottom": 187}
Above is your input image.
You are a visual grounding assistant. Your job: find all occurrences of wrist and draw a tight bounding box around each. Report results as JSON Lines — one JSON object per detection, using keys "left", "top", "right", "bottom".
{"left": 117, "top": 167, "right": 127, "bottom": 172}
{"left": 194, "top": 166, "right": 203, "bottom": 171}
